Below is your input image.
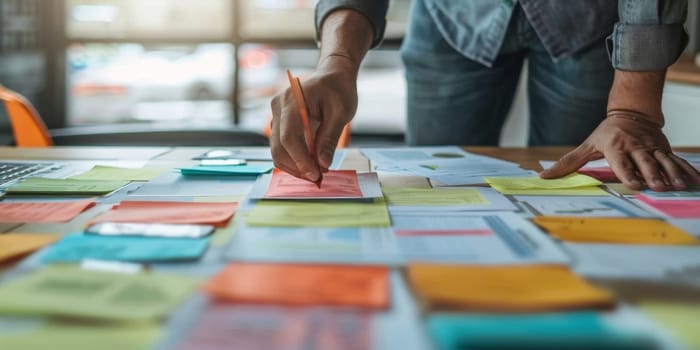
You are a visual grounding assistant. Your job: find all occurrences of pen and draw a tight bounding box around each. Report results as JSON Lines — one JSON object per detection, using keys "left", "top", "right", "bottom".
{"left": 286, "top": 69, "right": 322, "bottom": 188}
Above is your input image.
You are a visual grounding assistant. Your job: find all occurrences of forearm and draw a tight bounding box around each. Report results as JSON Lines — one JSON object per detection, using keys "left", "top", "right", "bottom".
{"left": 317, "top": 10, "right": 374, "bottom": 77}
{"left": 607, "top": 70, "right": 667, "bottom": 126}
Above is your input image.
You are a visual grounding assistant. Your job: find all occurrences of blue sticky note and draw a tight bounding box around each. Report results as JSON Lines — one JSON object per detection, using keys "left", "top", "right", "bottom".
{"left": 428, "top": 312, "right": 655, "bottom": 350}
{"left": 180, "top": 165, "right": 273, "bottom": 176}
{"left": 41, "top": 234, "right": 210, "bottom": 263}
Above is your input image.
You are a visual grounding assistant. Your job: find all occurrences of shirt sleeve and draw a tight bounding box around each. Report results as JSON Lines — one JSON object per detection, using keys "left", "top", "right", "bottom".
{"left": 315, "top": 0, "right": 390, "bottom": 48}
{"left": 608, "top": 0, "right": 689, "bottom": 71}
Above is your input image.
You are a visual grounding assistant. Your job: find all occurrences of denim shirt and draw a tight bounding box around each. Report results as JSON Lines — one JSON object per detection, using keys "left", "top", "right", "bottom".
{"left": 315, "top": 0, "right": 688, "bottom": 71}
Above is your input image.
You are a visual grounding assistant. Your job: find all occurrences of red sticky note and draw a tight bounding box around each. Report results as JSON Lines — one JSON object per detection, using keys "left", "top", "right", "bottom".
{"left": 265, "top": 170, "right": 363, "bottom": 198}
{"left": 577, "top": 167, "right": 619, "bottom": 183}
{"left": 637, "top": 195, "right": 700, "bottom": 218}
{"left": 202, "top": 263, "right": 389, "bottom": 309}
{"left": 394, "top": 229, "right": 493, "bottom": 236}
{"left": 91, "top": 201, "right": 237, "bottom": 227}
{"left": 0, "top": 199, "right": 95, "bottom": 223}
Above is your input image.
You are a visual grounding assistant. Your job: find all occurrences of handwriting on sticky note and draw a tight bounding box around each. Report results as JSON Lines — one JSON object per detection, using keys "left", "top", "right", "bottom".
{"left": 91, "top": 201, "right": 237, "bottom": 227}
{"left": 246, "top": 199, "right": 391, "bottom": 227}
{"left": 70, "top": 165, "right": 167, "bottom": 181}
{"left": 408, "top": 263, "right": 614, "bottom": 312}
{"left": 265, "top": 170, "right": 363, "bottom": 198}
{"left": 0, "top": 199, "right": 94, "bottom": 223}
{"left": 532, "top": 217, "right": 699, "bottom": 245}
{"left": 0, "top": 234, "right": 60, "bottom": 262}
{"left": 203, "top": 263, "right": 389, "bottom": 309}
{"left": 6, "top": 178, "right": 129, "bottom": 195}
{"left": 382, "top": 187, "right": 488, "bottom": 206}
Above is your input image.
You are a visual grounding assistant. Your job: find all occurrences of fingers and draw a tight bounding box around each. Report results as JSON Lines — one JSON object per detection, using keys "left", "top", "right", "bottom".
{"left": 278, "top": 90, "right": 321, "bottom": 182}
{"left": 315, "top": 115, "right": 347, "bottom": 170}
{"left": 540, "top": 144, "right": 595, "bottom": 179}
{"left": 653, "top": 150, "right": 687, "bottom": 190}
{"left": 270, "top": 95, "right": 304, "bottom": 179}
{"left": 606, "top": 151, "right": 642, "bottom": 190}
{"left": 629, "top": 150, "right": 667, "bottom": 191}
{"left": 669, "top": 153, "right": 700, "bottom": 184}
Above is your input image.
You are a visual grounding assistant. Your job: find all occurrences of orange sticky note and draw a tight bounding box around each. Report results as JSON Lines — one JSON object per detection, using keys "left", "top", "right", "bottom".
{"left": 202, "top": 263, "right": 389, "bottom": 309}
{"left": 91, "top": 201, "right": 237, "bottom": 227}
{"left": 0, "top": 199, "right": 95, "bottom": 223}
{"left": 265, "top": 170, "right": 363, "bottom": 198}
{"left": 0, "top": 233, "right": 60, "bottom": 262}
{"left": 532, "top": 217, "right": 699, "bottom": 245}
{"left": 408, "top": 264, "right": 614, "bottom": 312}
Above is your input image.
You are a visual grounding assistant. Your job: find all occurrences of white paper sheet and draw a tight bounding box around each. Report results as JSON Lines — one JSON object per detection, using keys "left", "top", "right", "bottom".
{"left": 515, "top": 195, "right": 655, "bottom": 217}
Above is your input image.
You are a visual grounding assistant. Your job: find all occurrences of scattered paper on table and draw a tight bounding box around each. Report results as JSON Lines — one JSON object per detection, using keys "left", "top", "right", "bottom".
{"left": 408, "top": 263, "right": 613, "bottom": 312}
{"left": 203, "top": 263, "right": 389, "bottom": 309}
{"left": 91, "top": 201, "right": 237, "bottom": 227}
{"left": 246, "top": 199, "right": 391, "bottom": 227}
{"left": 6, "top": 177, "right": 129, "bottom": 195}
{"left": 70, "top": 165, "right": 167, "bottom": 181}
{"left": 0, "top": 198, "right": 94, "bottom": 223}
{"left": 0, "top": 233, "right": 60, "bottom": 262}
{"left": 515, "top": 195, "right": 651, "bottom": 217}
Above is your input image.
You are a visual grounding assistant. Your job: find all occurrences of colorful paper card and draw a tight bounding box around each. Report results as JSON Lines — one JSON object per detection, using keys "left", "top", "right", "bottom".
{"left": 70, "top": 165, "right": 167, "bottom": 181}
{"left": 0, "top": 199, "right": 94, "bottom": 223}
{"left": 485, "top": 174, "right": 606, "bottom": 196}
{"left": 637, "top": 195, "right": 700, "bottom": 218}
{"left": 0, "top": 322, "right": 161, "bottom": 350}
{"left": 0, "top": 233, "right": 60, "bottom": 262}
{"left": 6, "top": 177, "right": 129, "bottom": 195}
{"left": 532, "top": 217, "right": 699, "bottom": 245}
{"left": 265, "top": 169, "right": 363, "bottom": 198}
{"left": 41, "top": 233, "right": 210, "bottom": 263}
{"left": 408, "top": 264, "right": 614, "bottom": 312}
{"left": 577, "top": 167, "right": 619, "bottom": 183}
{"left": 202, "top": 263, "right": 389, "bottom": 309}
{"left": 639, "top": 302, "right": 700, "bottom": 350}
{"left": 0, "top": 265, "right": 196, "bottom": 321}
{"left": 382, "top": 187, "right": 488, "bottom": 206}
{"left": 180, "top": 165, "right": 273, "bottom": 176}
{"left": 91, "top": 201, "right": 237, "bottom": 227}
{"left": 245, "top": 199, "right": 391, "bottom": 227}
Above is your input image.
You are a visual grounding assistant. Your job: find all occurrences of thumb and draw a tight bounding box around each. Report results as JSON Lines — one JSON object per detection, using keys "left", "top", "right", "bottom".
{"left": 540, "top": 144, "right": 594, "bottom": 179}
{"left": 315, "top": 117, "right": 346, "bottom": 170}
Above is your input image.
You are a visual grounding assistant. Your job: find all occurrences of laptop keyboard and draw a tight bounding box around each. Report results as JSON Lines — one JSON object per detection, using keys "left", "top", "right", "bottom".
{"left": 0, "top": 162, "right": 60, "bottom": 187}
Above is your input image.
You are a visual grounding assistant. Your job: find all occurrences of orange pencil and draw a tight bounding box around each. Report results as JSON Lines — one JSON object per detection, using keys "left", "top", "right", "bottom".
{"left": 286, "top": 69, "right": 322, "bottom": 188}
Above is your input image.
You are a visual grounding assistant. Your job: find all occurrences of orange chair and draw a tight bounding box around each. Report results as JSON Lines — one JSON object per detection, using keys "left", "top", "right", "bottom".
{"left": 0, "top": 84, "right": 53, "bottom": 147}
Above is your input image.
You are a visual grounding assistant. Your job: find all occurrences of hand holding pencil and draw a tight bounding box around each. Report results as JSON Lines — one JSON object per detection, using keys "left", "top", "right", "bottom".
{"left": 285, "top": 69, "right": 323, "bottom": 187}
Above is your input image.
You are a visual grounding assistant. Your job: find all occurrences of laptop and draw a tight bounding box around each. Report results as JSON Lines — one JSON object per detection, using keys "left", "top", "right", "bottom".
{"left": 0, "top": 161, "right": 63, "bottom": 188}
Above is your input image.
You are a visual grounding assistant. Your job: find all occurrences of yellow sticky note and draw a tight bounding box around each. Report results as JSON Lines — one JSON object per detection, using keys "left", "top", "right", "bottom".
{"left": 0, "top": 322, "right": 161, "bottom": 350}
{"left": 382, "top": 187, "right": 488, "bottom": 206}
{"left": 532, "top": 217, "right": 699, "bottom": 245}
{"left": 0, "top": 233, "right": 59, "bottom": 262}
{"left": 246, "top": 199, "right": 391, "bottom": 227}
{"left": 485, "top": 174, "right": 606, "bottom": 195}
{"left": 639, "top": 302, "right": 700, "bottom": 349}
{"left": 70, "top": 165, "right": 167, "bottom": 181}
{"left": 408, "top": 264, "right": 614, "bottom": 312}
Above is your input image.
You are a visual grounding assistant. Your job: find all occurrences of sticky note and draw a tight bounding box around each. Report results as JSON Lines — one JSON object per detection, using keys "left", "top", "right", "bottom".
{"left": 428, "top": 311, "right": 653, "bottom": 350}
{"left": 202, "top": 263, "right": 389, "bottom": 309}
{"left": 577, "top": 167, "right": 619, "bottom": 183}
{"left": 41, "top": 233, "right": 210, "bottom": 263}
{"left": 265, "top": 169, "right": 363, "bottom": 198}
{"left": 70, "top": 165, "right": 167, "bottom": 181}
{"left": 0, "top": 233, "right": 59, "bottom": 262}
{"left": 382, "top": 187, "right": 488, "bottom": 206}
{"left": 6, "top": 177, "right": 130, "bottom": 195}
{"left": 0, "top": 265, "right": 196, "bottom": 321}
{"left": 532, "top": 217, "right": 699, "bottom": 245}
{"left": 0, "top": 199, "right": 94, "bottom": 223}
{"left": 180, "top": 165, "right": 273, "bottom": 176}
{"left": 639, "top": 302, "right": 700, "bottom": 350}
{"left": 0, "top": 322, "right": 161, "bottom": 350}
{"left": 246, "top": 199, "right": 391, "bottom": 227}
{"left": 637, "top": 195, "right": 700, "bottom": 218}
{"left": 91, "top": 201, "right": 237, "bottom": 227}
{"left": 485, "top": 174, "right": 606, "bottom": 195}
{"left": 408, "top": 264, "right": 614, "bottom": 312}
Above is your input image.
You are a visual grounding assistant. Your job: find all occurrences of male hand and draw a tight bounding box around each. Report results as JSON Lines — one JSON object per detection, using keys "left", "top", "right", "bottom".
{"left": 270, "top": 57, "right": 358, "bottom": 182}
{"left": 540, "top": 116, "right": 700, "bottom": 191}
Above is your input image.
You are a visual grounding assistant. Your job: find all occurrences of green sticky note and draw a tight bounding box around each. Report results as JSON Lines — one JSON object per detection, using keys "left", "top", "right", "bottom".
{"left": 382, "top": 187, "right": 488, "bottom": 206}
{"left": 180, "top": 165, "right": 273, "bottom": 176}
{"left": 0, "top": 265, "right": 196, "bottom": 321}
{"left": 0, "top": 322, "right": 161, "bottom": 350}
{"left": 246, "top": 199, "right": 391, "bottom": 227}
{"left": 6, "top": 177, "right": 129, "bottom": 195}
{"left": 70, "top": 165, "right": 167, "bottom": 181}
{"left": 640, "top": 302, "right": 700, "bottom": 349}
{"left": 485, "top": 174, "right": 606, "bottom": 196}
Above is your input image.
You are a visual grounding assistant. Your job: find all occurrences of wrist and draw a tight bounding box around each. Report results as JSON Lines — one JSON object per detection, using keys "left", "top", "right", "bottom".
{"left": 317, "top": 54, "right": 360, "bottom": 79}
{"left": 607, "top": 70, "right": 666, "bottom": 125}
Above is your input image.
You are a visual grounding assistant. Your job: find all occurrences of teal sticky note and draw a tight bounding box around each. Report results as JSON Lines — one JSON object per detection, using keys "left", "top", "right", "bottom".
{"left": 179, "top": 165, "right": 273, "bottom": 176}
{"left": 428, "top": 312, "right": 655, "bottom": 350}
{"left": 41, "top": 234, "right": 209, "bottom": 263}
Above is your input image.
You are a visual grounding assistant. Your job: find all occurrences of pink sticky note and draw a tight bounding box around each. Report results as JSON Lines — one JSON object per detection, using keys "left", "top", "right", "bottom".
{"left": 91, "top": 201, "right": 238, "bottom": 227}
{"left": 637, "top": 195, "right": 700, "bottom": 218}
{"left": 265, "top": 170, "right": 363, "bottom": 198}
{"left": 0, "top": 199, "right": 95, "bottom": 223}
{"left": 577, "top": 167, "right": 619, "bottom": 183}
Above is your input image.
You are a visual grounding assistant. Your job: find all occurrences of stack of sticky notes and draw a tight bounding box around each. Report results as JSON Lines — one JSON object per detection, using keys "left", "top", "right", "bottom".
{"left": 485, "top": 174, "right": 606, "bottom": 195}
{"left": 0, "top": 199, "right": 95, "bottom": 223}
{"left": 0, "top": 265, "right": 196, "bottom": 321}
{"left": 91, "top": 201, "right": 238, "bottom": 227}
{"left": 533, "top": 217, "right": 699, "bottom": 245}
{"left": 203, "top": 263, "right": 389, "bottom": 309}
{"left": 408, "top": 264, "right": 614, "bottom": 312}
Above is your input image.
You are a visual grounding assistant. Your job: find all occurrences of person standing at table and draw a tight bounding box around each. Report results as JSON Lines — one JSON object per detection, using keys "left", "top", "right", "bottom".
{"left": 270, "top": 0, "right": 700, "bottom": 191}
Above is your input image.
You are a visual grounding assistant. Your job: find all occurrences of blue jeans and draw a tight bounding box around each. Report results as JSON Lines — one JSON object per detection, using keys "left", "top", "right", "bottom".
{"left": 401, "top": 0, "right": 614, "bottom": 146}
